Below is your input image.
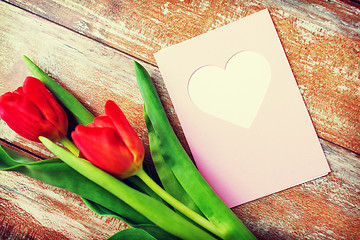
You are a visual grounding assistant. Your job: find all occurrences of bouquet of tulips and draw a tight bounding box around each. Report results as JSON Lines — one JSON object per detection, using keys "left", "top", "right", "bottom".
{"left": 0, "top": 56, "right": 256, "bottom": 240}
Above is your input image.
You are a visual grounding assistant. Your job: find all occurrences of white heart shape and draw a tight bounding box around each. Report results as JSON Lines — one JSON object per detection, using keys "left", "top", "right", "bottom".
{"left": 188, "top": 51, "right": 271, "bottom": 128}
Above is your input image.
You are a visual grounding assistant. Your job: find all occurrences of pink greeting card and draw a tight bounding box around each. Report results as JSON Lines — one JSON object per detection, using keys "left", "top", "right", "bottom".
{"left": 154, "top": 9, "right": 330, "bottom": 207}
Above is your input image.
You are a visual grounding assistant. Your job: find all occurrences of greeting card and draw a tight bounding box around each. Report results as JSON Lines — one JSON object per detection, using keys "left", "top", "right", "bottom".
{"left": 154, "top": 9, "right": 330, "bottom": 207}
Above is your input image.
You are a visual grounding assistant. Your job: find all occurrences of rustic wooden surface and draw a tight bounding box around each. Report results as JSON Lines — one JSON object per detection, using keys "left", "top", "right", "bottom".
{"left": 0, "top": 0, "right": 359, "bottom": 239}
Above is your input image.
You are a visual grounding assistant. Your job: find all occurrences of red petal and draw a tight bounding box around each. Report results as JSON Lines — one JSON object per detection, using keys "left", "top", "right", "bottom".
{"left": 87, "top": 116, "right": 114, "bottom": 129}
{"left": 105, "top": 100, "right": 144, "bottom": 160}
{"left": 0, "top": 90, "right": 55, "bottom": 142}
{"left": 72, "top": 124, "right": 134, "bottom": 175}
{"left": 23, "top": 77, "right": 68, "bottom": 137}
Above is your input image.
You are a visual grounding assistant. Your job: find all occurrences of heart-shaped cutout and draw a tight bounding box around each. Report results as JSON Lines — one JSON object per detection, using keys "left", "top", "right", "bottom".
{"left": 188, "top": 51, "right": 271, "bottom": 128}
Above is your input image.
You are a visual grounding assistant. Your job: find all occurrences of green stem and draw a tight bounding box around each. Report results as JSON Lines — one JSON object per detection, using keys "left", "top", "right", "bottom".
{"left": 136, "top": 168, "right": 223, "bottom": 239}
{"left": 59, "top": 137, "right": 79, "bottom": 156}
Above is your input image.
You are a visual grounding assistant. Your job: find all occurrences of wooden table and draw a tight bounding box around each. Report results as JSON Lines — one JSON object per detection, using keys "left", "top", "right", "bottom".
{"left": 0, "top": 0, "right": 359, "bottom": 239}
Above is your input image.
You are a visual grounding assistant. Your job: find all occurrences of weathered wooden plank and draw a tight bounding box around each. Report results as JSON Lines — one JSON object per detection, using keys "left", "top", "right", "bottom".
{"left": 4, "top": 0, "right": 360, "bottom": 153}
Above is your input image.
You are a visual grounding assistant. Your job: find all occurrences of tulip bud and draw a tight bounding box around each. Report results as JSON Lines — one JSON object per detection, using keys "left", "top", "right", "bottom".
{"left": 71, "top": 100, "right": 144, "bottom": 179}
{"left": 0, "top": 77, "right": 68, "bottom": 142}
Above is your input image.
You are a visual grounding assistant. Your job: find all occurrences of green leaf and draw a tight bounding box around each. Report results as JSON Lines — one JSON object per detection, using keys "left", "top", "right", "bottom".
{"left": 134, "top": 61, "right": 256, "bottom": 240}
{"left": 133, "top": 224, "right": 181, "bottom": 240}
{"left": 107, "top": 228, "right": 157, "bottom": 240}
{"left": 144, "top": 105, "right": 203, "bottom": 216}
{"left": 80, "top": 198, "right": 136, "bottom": 225}
{"left": 107, "top": 226, "right": 182, "bottom": 240}
{"left": 39, "top": 136, "right": 217, "bottom": 240}
{"left": 22, "top": 55, "right": 95, "bottom": 125}
{"left": 0, "top": 145, "right": 33, "bottom": 168}
{"left": 82, "top": 199, "right": 177, "bottom": 240}
{"left": 126, "top": 176, "right": 164, "bottom": 204}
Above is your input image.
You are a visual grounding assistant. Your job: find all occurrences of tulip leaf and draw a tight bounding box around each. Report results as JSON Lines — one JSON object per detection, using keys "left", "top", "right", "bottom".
{"left": 126, "top": 176, "right": 165, "bottom": 204}
{"left": 107, "top": 228, "right": 157, "bottom": 240}
{"left": 144, "top": 105, "right": 203, "bottom": 216}
{"left": 79, "top": 198, "right": 136, "bottom": 224}
{"left": 22, "top": 55, "right": 95, "bottom": 126}
{"left": 0, "top": 146, "right": 35, "bottom": 167}
{"left": 134, "top": 61, "right": 256, "bottom": 240}
{"left": 82, "top": 199, "right": 177, "bottom": 240}
{"left": 0, "top": 145, "right": 32, "bottom": 168}
{"left": 108, "top": 226, "right": 182, "bottom": 240}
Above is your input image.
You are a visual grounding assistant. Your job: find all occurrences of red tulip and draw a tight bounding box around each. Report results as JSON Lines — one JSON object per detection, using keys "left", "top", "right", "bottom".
{"left": 0, "top": 76, "right": 68, "bottom": 142}
{"left": 71, "top": 100, "right": 145, "bottom": 179}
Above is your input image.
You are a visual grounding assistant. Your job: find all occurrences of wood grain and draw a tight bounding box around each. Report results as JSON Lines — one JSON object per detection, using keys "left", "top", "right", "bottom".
{"left": 4, "top": 0, "right": 360, "bottom": 153}
{"left": 0, "top": 1, "right": 359, "bottom": 239}
{"left": 0, "top": 171, "right": 129, "bottom": 239}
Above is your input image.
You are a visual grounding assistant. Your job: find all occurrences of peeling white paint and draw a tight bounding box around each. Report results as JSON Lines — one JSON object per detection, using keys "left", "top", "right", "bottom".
{"left": 337, "top": 85, "right": 350, "bottom": 91}
{"left": 0, "top": 120, "right": 17, "bottom": 142}
{"left": 298, "top": 84, "right": 308, "bottom": 94}
{"left": 162, "top": 2, "right": 170, "bottom": 15}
